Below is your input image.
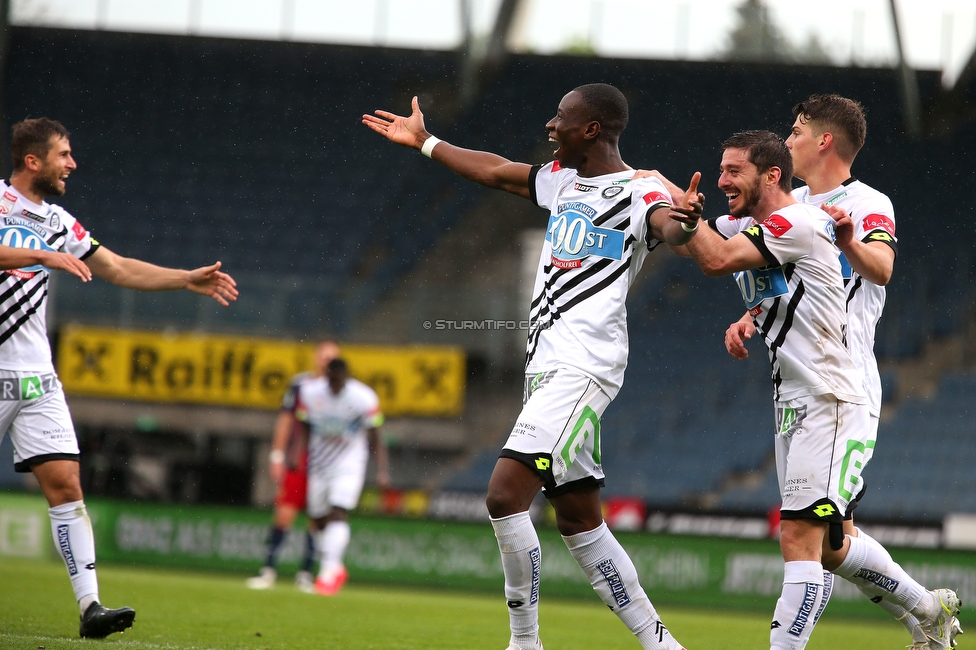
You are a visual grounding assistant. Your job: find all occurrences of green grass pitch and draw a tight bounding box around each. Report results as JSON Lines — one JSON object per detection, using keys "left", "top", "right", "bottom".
{"left": 0, "top": 557, "right": 917, "bottom": 649}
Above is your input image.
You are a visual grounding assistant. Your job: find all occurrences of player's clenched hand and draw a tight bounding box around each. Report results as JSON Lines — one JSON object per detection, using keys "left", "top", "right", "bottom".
{"left": 186, "top": 261, "right": 238, "bottom": 306}
{"left": 668, "top": 172, "right": 704, "bottom": 230}
{"left": 823, "top": 204, "right": 854, "bottom": 247}
{"left": 362, "top": 96, "right": 429, "bottom": 150}
{"left": 41, "top": 250, "right": 92, "bottom": 282}
{"left": 725, "top": 318, "right": 755, "bottom": 360}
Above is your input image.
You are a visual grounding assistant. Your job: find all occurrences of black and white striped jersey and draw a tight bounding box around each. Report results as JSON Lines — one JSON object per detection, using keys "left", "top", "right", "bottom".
{"left": 711, "top": 203, "right": 866, "bottom": 404}
{"left": 291, "top": 375, "right": 383, "bottom": 475}
{"left": 526, "top": 161, "right": 672, "bottom": 399}
{"left": 793, "top": 180, "right": 897, "bottom": 417}
{"left": 0, "top": 181, "right": 99, "bottom": 371}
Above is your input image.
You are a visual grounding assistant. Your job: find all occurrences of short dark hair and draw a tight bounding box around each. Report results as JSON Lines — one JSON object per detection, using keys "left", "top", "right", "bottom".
{"left": 792, "top": 94, "right": 866, "bottom": 163}
{"left": 11, "top": 118, "right": 70, "bottom": 171}
{"left": 721, "top": 130, "right": 793, "bottom": 192}
{"left": 327, "top": 358, "right": 348, "bottom": 374}
{"left": 572, "top": 83, "right": 629, "bottom": 139}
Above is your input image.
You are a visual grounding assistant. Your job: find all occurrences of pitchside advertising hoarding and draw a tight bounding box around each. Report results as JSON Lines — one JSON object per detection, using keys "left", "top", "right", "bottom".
{"left": 4, "top": 491, "right": 976, "bottom": 620}
{"left": 55, "top": 325, "right": 466, "bottom": 416}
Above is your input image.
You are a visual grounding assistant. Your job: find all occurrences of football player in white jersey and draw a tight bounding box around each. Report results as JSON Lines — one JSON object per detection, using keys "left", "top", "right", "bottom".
{"left": 365, "top": 84, "right": 698, "bottom": 650}
{"left": 672, "top": 130, "right": 958, "bottom": 650}
{"left": 723, "top": 96, "right": 961, "bottom": 650}
{"left": 246, "top": 340, "right": 340, "bottom": 592}
{"left": 297, "top": 357, "right": 388, "bottom": 596}
{"left": 0, "top": 118, "right": 238, "bottom": 638}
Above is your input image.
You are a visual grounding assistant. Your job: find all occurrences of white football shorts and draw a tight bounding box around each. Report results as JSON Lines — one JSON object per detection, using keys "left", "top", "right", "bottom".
{"left": 305, "top": 440, "right": 369, "bottom": 518}
{"left": 0, "top": 371, "right": 79, "bottom": 472}
{"left": 774, "top": 393, "right": 874, "bottom": 522}
{"left": 500, "top": 369, "right": 610, "bottom": 497}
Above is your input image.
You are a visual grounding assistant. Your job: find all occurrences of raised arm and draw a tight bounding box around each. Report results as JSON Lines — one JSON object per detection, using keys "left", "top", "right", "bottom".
{"left": 0, "top": 245, "right": 92, "bottom": 281}
{"left": 363, "top": 96, "right": 533, "bottom": 199}
{"left": 84, "top": 246, "right": 238, "bottom": 306}
{"left": 823, "top": 204, "right": 895, "bottom": 286}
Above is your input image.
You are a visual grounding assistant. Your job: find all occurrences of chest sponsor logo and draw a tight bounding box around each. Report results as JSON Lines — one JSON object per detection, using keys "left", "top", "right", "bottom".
{"left": 20, "top": 209, "right": 46, "bottom": 224}
{"left": 574, "top": 182, "right": 597, "bottom": 192}
{"left": 1, "top": 218, "right": 56, "bottom": 275}
{"left": 839, "top": 253, "right": 853, "bottom": 280}
{"left": 823, "top": 190, "right": 848, "bottom": 207}
{"left": 863, "top": 213, "right": 895, "bottom": 236}
{"left": 824, "top": 220, "right": 836, "bottom": 242}
{"left": 602, "top": 185, "right": 624, "bottom": 199}
{"left": 734, "top": 266, "right": 789, "bottom": 309}
{"left": 546, "top": 202, "right": 625, "bottom": 268}
{"left": 764, "top": 214, "right": 793, "bottom": 238}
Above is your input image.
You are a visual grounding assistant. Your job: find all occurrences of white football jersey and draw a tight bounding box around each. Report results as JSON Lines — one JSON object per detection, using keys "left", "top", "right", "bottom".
{"left": 0, "top": 181, "right": 99, "bottom": 372}
{"left": 292, "top": 376, "right": 383, "bottom": 476}
{"left": 527, "top": 161, "right": 673, "bottom": 399}
{"left": 711, "top": 203, "right": 866, "bottom": 404}
{"left": 793, "top": 179, "right": 896, "bottom": 416}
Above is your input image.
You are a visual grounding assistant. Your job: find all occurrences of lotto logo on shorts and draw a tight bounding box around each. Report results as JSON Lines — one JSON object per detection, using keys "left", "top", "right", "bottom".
{"left": 596, "top": 558, "right": 631, "bottom": 609}
{"left": 534, "top": 457, "right": 550, "bottom": 471}
{"left": 813, "top": 504, "right": 836, "bottom": 518}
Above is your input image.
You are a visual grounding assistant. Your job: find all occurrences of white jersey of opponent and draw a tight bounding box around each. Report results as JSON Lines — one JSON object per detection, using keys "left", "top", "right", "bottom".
{"left": 526, "top": 161, "right": 672, "bottom": 399}
{"left": 793, "top": 179, "right": 897, "bottom": 416}
{"left": 711, "top": 203, "right": 866, "bottom": 404}
{"left": 294, "top": 376, "right": 383, "bottom": 476}
{"left": 0, "top": 181, "right": 99, "bottom": 372}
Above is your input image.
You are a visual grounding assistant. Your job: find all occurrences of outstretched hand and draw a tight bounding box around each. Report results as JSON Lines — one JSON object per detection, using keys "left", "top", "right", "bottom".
{"left": 362, "top": 96, "right": 429, "bottom": 149}
{"left": 669, "top": 172, "right": 705, "bottom": 230}
{"left": 42, "top": 251, "right": 92, "bottom": 282}
{"left": 186, "top": 261, "right": 238, "bottom": 306}
{"left": 822, "top": 204, "right": 854, "bottom": 247}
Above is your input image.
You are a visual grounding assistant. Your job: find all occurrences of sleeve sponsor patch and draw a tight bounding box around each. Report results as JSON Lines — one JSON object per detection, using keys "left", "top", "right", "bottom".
{"left": 862, "top": 213, "right": 895, "bottom": 236}
{"left": 763, "top": 214, "right": 793, "bottom": 238}
{"left": 642, "top": 190, "right": 670, "bottom": 205}
{"left": 71, "top": 220, "right": 87, "bottom": 240}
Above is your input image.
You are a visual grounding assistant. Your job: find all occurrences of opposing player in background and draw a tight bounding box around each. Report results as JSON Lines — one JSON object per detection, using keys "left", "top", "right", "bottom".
{"left": 0, "top": 118, "right": 238, "bottom": 638}
{"left": 247, "top": 340, "right": 340, "bottom": 592}
{"left": 364, "top": 84, "right": 698, "bottom": 650}
{"left": 301, "top": 357, "right": 388, "bottom": 596}
{"left": 721, "top": 94, "right": 961, "bottom": 650}
{"left": 673, "top": 129, "right": 958, "bottom": 650}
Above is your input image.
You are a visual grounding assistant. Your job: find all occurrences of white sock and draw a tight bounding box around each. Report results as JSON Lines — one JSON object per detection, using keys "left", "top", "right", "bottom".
{"left": 849, "top": 530, "right": 926, "bottom": 643}
{"left": 318, "top": 520, "right": 351, "bottom": 573}
{"left": 49, "top": 500, "right": 99, "bottom": 615}
{"left": 770, "top": 560, "right": 825, "bottom": 650}
{"left": 832, "top": 532, "right": 925, "bottom": 612}
{"left": 490, "top": 512, "right": 542, "bottom": 645}
{"left": 563, "top": 522, "right": 682, "bottom": 650}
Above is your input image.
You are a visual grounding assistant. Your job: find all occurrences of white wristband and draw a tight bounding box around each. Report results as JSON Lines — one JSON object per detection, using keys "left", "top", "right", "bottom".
{"left": 420, "top": 136, "right": 441, "bottom": 158}
{"left": 269, "top": 449, "right": 285, "bottom": 464}
{"left": 681, "top": 221, "right": 699, "bottom": 233}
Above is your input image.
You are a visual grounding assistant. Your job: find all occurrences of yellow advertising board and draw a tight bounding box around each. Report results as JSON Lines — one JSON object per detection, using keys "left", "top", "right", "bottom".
{"left": 56, "top": 325, "right": 465, "bottom": 416}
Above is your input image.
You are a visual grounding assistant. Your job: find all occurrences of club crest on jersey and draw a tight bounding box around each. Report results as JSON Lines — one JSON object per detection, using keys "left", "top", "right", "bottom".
{"left": 602, "top": 185, "right": 624, "bottom": 199}
{"left": 734, "top": 266, "right": 789, "bottom": 309}
{"left": 547, "top": 203, "right": 625, "bottom": 268}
